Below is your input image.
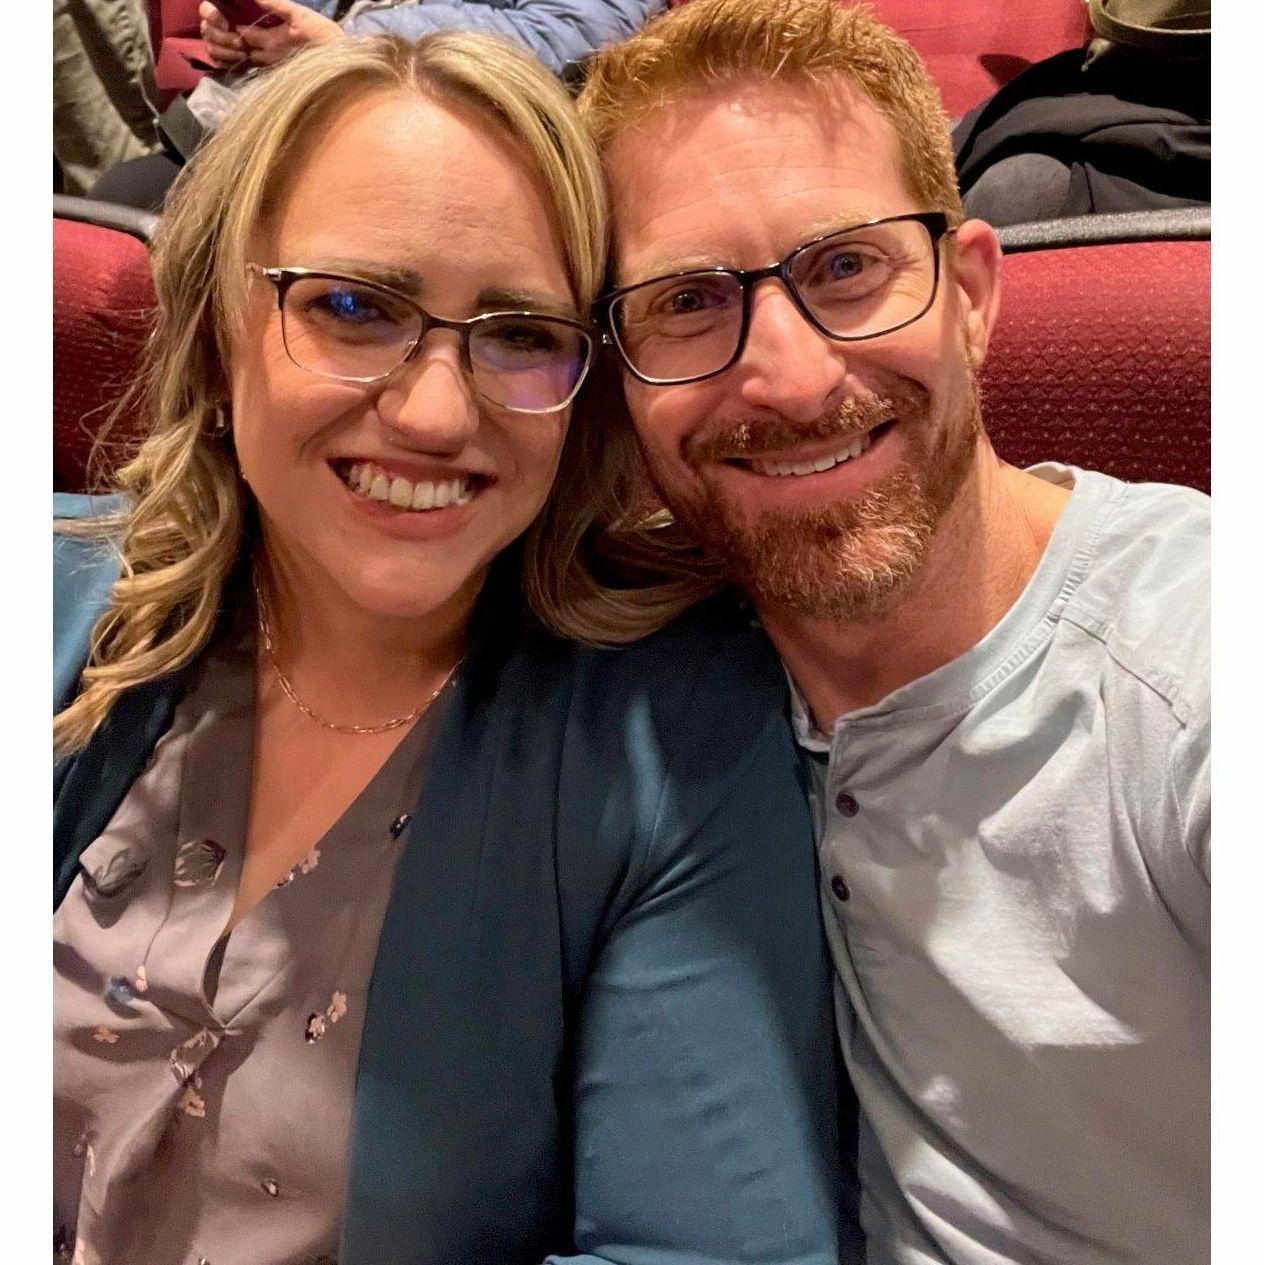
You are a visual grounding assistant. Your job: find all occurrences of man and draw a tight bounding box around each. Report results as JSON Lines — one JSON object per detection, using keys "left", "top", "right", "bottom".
{"left": 578, "top": 1, "right": 1210, "bottom": 1262}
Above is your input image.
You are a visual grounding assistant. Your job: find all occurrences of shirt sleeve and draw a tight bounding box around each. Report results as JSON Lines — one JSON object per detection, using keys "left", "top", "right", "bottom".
{"left": 343, "top": 0, "right": 662, "bottom": 75}
{"left": 543, "top": 718, "right": 861, "bottom": 1265}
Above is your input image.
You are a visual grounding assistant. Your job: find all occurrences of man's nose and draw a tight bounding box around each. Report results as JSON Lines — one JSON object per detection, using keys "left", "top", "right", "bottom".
{"left": 375, "top": 334, "right": 481, "bottom": 451}
{"left": 734, "top": 280, "right": 849, "bottom": 421}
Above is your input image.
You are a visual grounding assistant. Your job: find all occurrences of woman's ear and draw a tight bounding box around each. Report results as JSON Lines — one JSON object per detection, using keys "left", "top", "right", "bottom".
{"left": 949, "top": 218, "right": 1003, "bottom": 370}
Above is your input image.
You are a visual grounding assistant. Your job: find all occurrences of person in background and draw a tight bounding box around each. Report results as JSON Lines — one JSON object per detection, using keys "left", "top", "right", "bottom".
{"left": 89, "top": 0, "right": 660, "bottom": 209}
{"left": 53, "top": 0, "right": 161, "bottom": 194}
{"left": 55, "top": 30, "right": 855, "bottom": 1265}
{"left": 201, "top": 0, "right": 661, "bottom": 77}
{"left": 579, "top": 0, "right": 1210, "bottom": 1260}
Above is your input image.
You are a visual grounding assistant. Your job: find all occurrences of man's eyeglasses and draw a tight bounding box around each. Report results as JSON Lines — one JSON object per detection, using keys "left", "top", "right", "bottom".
{"left": 248, "top": 265, "right": 596, "bottom": 414}
{"left": 598, "top": 212, "right": 954, "bottom": 387}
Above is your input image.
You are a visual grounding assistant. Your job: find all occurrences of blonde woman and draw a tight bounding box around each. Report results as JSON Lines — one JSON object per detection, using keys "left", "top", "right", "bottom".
{"left": 53, "top": 32, "right": 856, "bottom": 1265}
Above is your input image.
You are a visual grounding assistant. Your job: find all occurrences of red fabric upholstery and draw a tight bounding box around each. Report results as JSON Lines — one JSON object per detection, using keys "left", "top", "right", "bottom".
{"left": 666, "top": 0, "right": 1091, "bottom": 117}
{"left": 868, "top": 0, "right": 1091, "bottom": 116}
{"left": 150, "top": 0, "right": 211, "bottom": 97}
{"left": 982, "top": 240, "right": 1210, "bottom": 493}
{"left": 53, "top": 219, "right": 157, "bottom": 492}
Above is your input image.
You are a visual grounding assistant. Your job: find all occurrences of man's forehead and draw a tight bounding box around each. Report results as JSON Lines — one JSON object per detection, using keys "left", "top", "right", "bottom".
{"left": 604, "top": 73, "right": 908, "bottom": 282}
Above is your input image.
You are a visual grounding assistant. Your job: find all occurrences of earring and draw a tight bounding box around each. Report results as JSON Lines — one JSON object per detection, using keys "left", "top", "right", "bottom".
{"left": 208, "top": 405, "right": 230, "bottom": 437}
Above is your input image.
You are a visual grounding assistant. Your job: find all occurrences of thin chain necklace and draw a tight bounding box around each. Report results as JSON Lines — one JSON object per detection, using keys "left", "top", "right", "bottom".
{"left": 252, "top": 572, "right": 464, "bottom": 736}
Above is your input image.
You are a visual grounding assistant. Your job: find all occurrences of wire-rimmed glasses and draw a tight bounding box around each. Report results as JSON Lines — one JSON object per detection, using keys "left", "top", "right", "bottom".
{"left": 248, "top": 265, "right": 596, "bottom": 414}
{"left": 599, "top": 212, "right": 953, "bottom": 386}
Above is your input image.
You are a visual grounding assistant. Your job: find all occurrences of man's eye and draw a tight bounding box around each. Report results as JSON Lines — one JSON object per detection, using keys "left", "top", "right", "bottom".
{"left": 826, "top": 251, "right": 867, "bottom": 280}
{"left": 646, "top": 280, "right": 733, "bottom": 319}
{"left": 669, "top": 289, "right": 709, "bottom": 314}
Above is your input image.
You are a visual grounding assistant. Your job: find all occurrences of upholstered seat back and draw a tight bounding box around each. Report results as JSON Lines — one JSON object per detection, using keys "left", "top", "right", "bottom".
{"left": 53, "top": 216, "right": 157, "bottom": 491}
{"left": 983, "top": 237, "right": 1210, "bottom": 492}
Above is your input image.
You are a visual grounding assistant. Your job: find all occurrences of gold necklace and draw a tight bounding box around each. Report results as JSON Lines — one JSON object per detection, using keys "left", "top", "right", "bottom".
{"left": 252, "top": 573, "right": 464, "bottom": 736}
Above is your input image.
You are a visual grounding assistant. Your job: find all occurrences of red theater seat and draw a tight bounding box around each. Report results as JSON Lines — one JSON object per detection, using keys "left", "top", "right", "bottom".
{"left": 983, "top": 233, "right": 1210, "bottom": 493}
{"left": 667, "top": 0, "right": 1092, "bottom": 117}
{"left": 868, "top": 0, "right": 1091, "bottom": 116}
{"left": 53, "top": 202, "right": 157, "bottom": 492}
{"left": 150, "top": 0, "right": 212, "bottom": 100}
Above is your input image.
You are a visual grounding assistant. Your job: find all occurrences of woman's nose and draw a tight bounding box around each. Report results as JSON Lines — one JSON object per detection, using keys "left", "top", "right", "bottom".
{"left": 374, "top": 334, "right": 481, "bottom": 451}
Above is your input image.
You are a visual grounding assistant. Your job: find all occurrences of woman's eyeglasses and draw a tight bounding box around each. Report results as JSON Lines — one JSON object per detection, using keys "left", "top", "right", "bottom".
{"left": 248, "top": 265, "right": 595, "bottom": 414}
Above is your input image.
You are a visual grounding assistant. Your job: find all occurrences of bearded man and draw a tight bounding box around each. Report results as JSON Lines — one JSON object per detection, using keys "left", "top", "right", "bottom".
{"left": 579, "top": 2, "right": 1210, "bottom": 1262}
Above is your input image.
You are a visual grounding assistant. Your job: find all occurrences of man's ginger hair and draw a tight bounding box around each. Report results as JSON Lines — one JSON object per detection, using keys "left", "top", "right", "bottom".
{"left": 578, "top": 0, "right": 964, "bottom": 225}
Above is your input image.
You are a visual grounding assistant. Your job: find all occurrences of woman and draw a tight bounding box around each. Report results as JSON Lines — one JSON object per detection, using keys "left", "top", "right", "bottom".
{"left": 54, "top": 32, "right": 857, "bottom": 1265}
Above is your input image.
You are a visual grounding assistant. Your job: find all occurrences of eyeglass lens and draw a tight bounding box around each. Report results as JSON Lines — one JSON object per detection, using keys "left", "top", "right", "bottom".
{"left": 610, "top": 218, "right": 938, "bottom": 384}
{"left": 278, "top": 275, "right": 591, "bottom": 411}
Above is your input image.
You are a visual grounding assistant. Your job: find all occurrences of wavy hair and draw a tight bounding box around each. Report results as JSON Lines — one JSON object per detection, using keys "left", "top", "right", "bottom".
{"left": 55, "top": 32, "right": 723, "bottom": 755}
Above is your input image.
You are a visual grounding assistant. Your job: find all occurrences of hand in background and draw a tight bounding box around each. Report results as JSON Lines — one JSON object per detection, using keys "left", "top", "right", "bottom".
{"left": 198, "top": 0, "right": 342, "bottom": 70}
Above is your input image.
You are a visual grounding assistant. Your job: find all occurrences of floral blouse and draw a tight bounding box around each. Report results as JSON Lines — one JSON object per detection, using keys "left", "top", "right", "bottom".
{"left": 53, "top": 624, "right": 436, "bottom": 1265}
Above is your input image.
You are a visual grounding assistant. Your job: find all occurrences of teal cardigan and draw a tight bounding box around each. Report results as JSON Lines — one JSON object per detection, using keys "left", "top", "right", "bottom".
{"left": 54, "top": 494, "right": 862, "bottom": 1264}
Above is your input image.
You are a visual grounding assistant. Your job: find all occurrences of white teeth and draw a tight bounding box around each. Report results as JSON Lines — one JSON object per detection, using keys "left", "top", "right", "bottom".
{"left": 749, "top": 432, "right": 873, "bottom": 478}
{"left": 342, "top": 461, "right": 475, "bottom": 512}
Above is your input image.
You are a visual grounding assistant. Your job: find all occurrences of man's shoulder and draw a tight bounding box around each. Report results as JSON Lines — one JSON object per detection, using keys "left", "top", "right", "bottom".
{"left": 1062, "top": 472, "right": 1208, "bottom": 722}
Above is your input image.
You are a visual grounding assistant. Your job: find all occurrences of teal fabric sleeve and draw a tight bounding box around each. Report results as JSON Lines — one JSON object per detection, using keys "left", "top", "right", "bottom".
{"left": 547, "top": 710, "right": 859, "bottom": 1264}
{"left": 53, "top": 493, "right": 125, "bottom": 710}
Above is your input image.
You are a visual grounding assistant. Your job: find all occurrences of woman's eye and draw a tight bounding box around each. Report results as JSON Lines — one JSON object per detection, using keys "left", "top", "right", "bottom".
{"left": 496, "top": 322, "right": 559, "bottom": 352}
{"left": 314, "top": 288, "right": 386, "bottom": 324}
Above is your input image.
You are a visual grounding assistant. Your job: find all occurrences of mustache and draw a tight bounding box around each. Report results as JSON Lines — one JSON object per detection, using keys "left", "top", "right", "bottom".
{"left": 685, "top": 387, "right": 925, "bottom": 464}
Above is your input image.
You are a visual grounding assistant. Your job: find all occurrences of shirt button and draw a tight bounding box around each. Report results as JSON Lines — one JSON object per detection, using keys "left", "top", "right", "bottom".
{"left": 830, "top": 874, "right": 851, "bottom": 901}
{"left": 835, "top": 791, "right": 859, "bottom": 817}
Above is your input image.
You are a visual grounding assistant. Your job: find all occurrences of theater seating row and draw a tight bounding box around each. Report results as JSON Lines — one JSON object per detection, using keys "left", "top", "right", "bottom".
{"left": 53, "top": 195, "right": 1211, "bottom": 497}
{"left": 160, "top": 0, "right": 1093, "bottom": 116}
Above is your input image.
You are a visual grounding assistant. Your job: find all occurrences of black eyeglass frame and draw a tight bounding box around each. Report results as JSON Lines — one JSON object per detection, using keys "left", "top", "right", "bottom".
{"left": 597, "top": 212, "right": 955, "bottom": 387}
{"left": 248, "top": 264, "right": 597, "bottom": 414}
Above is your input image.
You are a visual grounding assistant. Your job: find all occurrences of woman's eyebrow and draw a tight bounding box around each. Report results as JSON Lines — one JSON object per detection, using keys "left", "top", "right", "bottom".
{"left": 475, "top": 286, "right": 578, "bottom": 318}
{"left": 304, "top": 259, "right": 426, "bottom": 293}
{"left": 277, "top": 264, "right": 576, "bottom": 317}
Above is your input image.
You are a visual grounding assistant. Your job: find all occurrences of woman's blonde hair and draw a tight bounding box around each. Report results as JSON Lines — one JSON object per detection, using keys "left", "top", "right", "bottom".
{"left": 56, "top": 32, "right": 722, "bottom": 755}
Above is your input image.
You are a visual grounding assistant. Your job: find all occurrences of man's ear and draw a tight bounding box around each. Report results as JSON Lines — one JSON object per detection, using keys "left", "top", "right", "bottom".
{"left": 948, "top": 218, "right": 1003, "bottom": 369}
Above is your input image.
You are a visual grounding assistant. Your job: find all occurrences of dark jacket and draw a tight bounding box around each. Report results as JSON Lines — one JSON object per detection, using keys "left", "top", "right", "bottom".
{"left": 54, "top": 494, "right": 861, "bottom": 1264}
{"left": 954, "top": 46, "right": 1210, "bottom": 222}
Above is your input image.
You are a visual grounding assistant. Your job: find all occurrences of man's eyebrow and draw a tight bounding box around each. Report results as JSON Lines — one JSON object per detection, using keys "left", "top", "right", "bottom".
{"left": 617, "top": 209, "right": 883, "bottom": 287}
{"left": 618, "top": 252, "right": 732, "bottom": 287}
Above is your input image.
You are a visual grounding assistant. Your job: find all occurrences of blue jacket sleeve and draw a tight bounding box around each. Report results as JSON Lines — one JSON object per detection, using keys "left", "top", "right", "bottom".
{"left": 54, "top": 493, "right": 125, "bottom": 711}
{"left": 546, "top": 697, "right": 860, "bottom": 1262}
{"left": 343, "top": 0, "right": 662, "bottom": 75}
